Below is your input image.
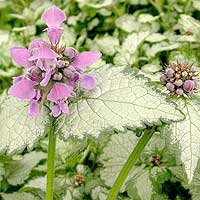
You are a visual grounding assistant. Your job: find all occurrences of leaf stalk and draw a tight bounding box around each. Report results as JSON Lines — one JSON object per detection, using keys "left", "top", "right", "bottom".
{"left": 46, "top": 120, "right": 56, "bottom": 200}
{"left": 107, "top": 127, "right": 155, "bottom": 200}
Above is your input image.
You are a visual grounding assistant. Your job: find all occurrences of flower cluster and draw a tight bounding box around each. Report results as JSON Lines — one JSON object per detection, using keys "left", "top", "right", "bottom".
{"left": 9, "top": 6, "right": 101, "bottom": 117}
{"left": 160, "top": 62, "right": 199, "bottom": 96}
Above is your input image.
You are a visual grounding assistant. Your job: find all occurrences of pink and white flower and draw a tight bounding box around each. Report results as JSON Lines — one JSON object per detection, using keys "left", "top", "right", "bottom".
{"left": 9, "top": 6, "right": 101, "bottom": 117}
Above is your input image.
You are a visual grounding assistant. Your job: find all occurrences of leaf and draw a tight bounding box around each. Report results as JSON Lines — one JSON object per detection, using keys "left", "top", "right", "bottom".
{"left": 146, "top": 42, "right": 180, "bottom": 58}
{"left": 170, "top": 99, "right": 200, "bottom": 183}
{"left": 126, "top": 170, "right": 153, "bottom": 200}
{"left": 92, "top": 35, "right": 120, "bottom": 56}
{"left": 5, "top": 151, "right": 46, "bottom": 185}
{"left": 141, "top": 59, "right": 162, "bottom": 73}
{"left": 25, "top": 176, "right": 46, "bottom": 191}
{"left": 61, "top": 26, "right": 76, "bottom": 47}
{"left": 145, "top": 33, "right": 167, "bottom": 43}
{"left": 77, "top": 0, "right": 113, "bottom": 9}
{"left": 99, "top": 132, "right": 139, "bottom": 191}
{"left": 0, "top": 95, "right": 49, "bottom": 154}
{"left": 100, "top": 131, "right": 154, "bottom": 200}
{"left": 178, "top": 14, "right": 200, "bottom": 36}
{"left": 0, "top": 30, "right": 9, "bottom": 45}
{"left": 0, "top": 192, "right": 37, "bottom": 200}
{"left": 190, "top": 160, "right": 200, "bottom": 200}
{"left": 114, "top": 50, "right": 137, "bottom": 66}
{"left": 122, "top": 32, "right": 150, "bottom": 53}
{"left": 114, "top": 32, "right": 149, "bottom": 65}
{"left": 138, "top": 14, "right": 158, "bottom": 23}
{"left": 115, "top": 14, "right": 138, "bottom": 33}
{"left": 91, "top": 186, "right": 108, "bottom": 200}
{"left": 58, "top": 66, "right": 184, "bottom": 139}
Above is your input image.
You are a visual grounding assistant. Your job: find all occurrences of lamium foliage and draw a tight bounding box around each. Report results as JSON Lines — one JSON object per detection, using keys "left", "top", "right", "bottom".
{"left": 58, "top": 65, "right": 184, "bottom": 139}
{"left": 0, "top": 65, "right": 184, "bottom": 154}
{"left": 1, "top": 0, "right": 200, "bottom": 199}
{"left": 171, "top": 98, "right": 200, "bottom": 183}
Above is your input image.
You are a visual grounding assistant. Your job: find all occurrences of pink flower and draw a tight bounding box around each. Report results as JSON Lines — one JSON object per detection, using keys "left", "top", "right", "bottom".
{"left": 52, "top": 101, "right": 69, "bottom": 117}
{"left": 47, "top": 82, "right": 73, "bottom": 102}
{"left": 40, "top": 68, "right": 52, "bottom": 86}
{"left": 9, "top": 5, "right": 101, "bottom": 117}
{"left": 41, "top": 6, "right": 66, "bottom": 44}
{"left": 8, "top": 79, "right": 38, "bottom": 100}
{"left": 71, "top": 52, "right": 102, "bottom": 69}
{"left": 10, "top": 47, "right": 33, "bottom": 68}
{"left": 80, "top": 74, "right": 97, "bottom": 90}
{"left": 29, "top": 100, "right": 40, "bottom": 116}
{"left": 29, "top": 46, "right": 58, "bottom": 61}
{"left": 29, "top": 39, "right": 50, "bottom": 50}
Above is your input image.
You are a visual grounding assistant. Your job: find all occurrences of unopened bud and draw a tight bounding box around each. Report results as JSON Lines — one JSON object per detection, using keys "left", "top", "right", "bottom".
{"left": 182, "top": 71, "right": 188, "bottom": 77}
{"left": 165, "top": 68, "right": 174, "bottom": 78}
{"left": 191, "top": 66, "right": 197, "bottom": 73}
{"left": 175, "top": 73, "right": 181, "bottom": 79}
{"left": 183, "top": 80, "right": 195, "bottom": 92}
{"left": 53, "top": 72, "right": 63, "bottom": 81}
{"left": 176, "top": 88, "right": 184, "bottom": 95}
{"left": 63, "top": 68, "right": 73, "bottom": 78}
{"left": 160, "top": 74, "right": 167, "bottom": 84}
{"left": 57, "top": 60, "right": 65, "bottom": 68}
{"left": 64, "top": 48, "right": 77, "bottom": 60}
{"left": 175, "top": 79, "right": 183, "bottom": 87}
{"left": 166, "top": 82, "right": 175, "bottom": 92}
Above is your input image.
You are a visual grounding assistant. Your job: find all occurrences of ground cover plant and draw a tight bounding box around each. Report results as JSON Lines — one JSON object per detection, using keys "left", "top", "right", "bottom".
{"left": 0, "top": 0, "right": 200, "bottom": 200}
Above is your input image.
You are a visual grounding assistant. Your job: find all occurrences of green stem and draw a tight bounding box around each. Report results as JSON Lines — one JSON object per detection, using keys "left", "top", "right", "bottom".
{"left": 46, "top": 122, "right": 56, "bottom": 200}
{"left": 107, "top": 128, "right": 155, "bottom": 200}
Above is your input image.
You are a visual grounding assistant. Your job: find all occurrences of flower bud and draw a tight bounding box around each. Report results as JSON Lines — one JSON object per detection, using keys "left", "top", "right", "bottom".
{"left": 57, "top": 60, "right": 65, "bottom": 68}
{"left": 53, "top": 72, "right": 63, "bottom": 81}
{"left": 182, "top": 71, "right": 188, "bottom": 77}
{"left": 63, "top": 68, "right": 73, "bottom": 78}
{"left": 165, "top": 68, "right": 174, "bottom": 78}
{"left": 183, "top": 80, "right": 195, "bottom": 92}
{"left": 191, "top": 66, "right": 197, "bottom": 73}
{"left": 166, "top": 82, "right": 175, "bottom": 92}
{"left": 64, "top": 60, "right": 70, "bottom": 67}
{"left": 175, "top": 73, "right": 181, "bottom": 79}
{"left": 174, "top": 79, "right": 183, "bottom": 87}
{"left": 160, "top": 74, "right": 166, "bottom": 84}
{"left": 176, "top": 88, "right": 184, "bottom": 95}
{"left": 64, "top": 48, "right": 77, "bottom": 60}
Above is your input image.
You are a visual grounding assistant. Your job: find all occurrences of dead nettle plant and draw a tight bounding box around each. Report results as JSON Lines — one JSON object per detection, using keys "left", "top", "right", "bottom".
{"left": 0, "top": 5, "right": 194, "bottom": 200}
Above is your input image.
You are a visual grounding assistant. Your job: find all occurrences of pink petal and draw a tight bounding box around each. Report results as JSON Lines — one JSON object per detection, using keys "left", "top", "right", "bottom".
{"left": 80, "top": 74, "right": 97, "bottom": 90}
{"left": 52, "top": 104, "right": 61, "bottom": 117}
{"left": 8, "top": 79, "right": 37, "bottom": 100}
{"left": 71, "top": 52, "right": 102, "bottom": 69}
{"left": 29, "top": 100, "right": 40, "bottom": 116}
{"left": 10, "top": 47, "right": 33, "bottom": 68}
{"left": 40, "top": 69, "right": 52, "bottom": 86}
{"left": 60, "top": 102, "right": 69, "bottom": 115}
{"left": 29, "top": 47, "right": 58, "bottom": 61}
{"left": 47, "top": 28, "right": 63, "bottom": 44}
{"left": 13, "top": 75, "right": 25, "bottom": 84}
{"left": 29, "top": 39, "right": 50, "bottom": 50}
{"left": 41, "top": 6, "right": 66, "bottom": 28}
{"left": 47, "top": 82, "right": 73, "bottom": 102}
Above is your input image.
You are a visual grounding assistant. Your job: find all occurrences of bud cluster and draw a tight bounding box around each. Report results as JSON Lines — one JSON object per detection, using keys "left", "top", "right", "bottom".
{"left": 160, "top": 62, "right": 199, "bottom": 96}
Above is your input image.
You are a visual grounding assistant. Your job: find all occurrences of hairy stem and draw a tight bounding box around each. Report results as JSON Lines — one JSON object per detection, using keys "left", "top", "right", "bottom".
{"left": 46, "top": 122, "right": 56, "bottom": 200}
{"left": 107, "top": 127, "right": 155, "bottom": 200}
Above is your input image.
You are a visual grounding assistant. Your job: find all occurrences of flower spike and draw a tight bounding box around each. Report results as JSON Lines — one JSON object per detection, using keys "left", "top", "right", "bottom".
{"left": 9, "top": 5, "right": 101, "bottom": 117}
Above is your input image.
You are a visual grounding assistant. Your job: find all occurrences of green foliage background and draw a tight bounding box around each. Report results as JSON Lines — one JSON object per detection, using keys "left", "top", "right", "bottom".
{"left": 0, "top": 0, "right": 200, "bottom": 199}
